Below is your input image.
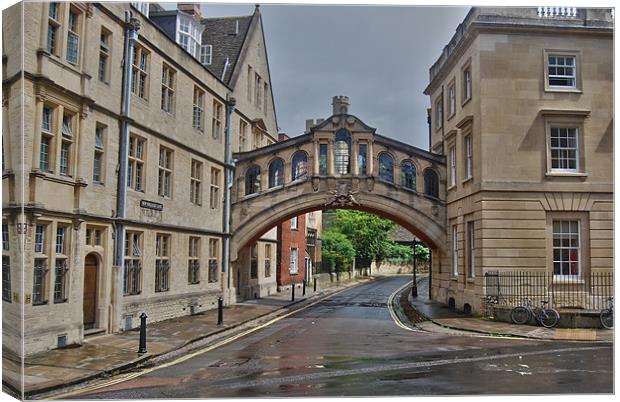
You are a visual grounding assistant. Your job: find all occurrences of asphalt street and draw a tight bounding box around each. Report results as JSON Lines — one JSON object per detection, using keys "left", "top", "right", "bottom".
{"left": 71, "top": 276, "right": 613, "bottom": 398}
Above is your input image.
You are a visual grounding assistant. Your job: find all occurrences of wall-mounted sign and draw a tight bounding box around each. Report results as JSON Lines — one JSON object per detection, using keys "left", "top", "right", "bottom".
{"left": 140, "top": 200, "right": 163, "bottom": 211}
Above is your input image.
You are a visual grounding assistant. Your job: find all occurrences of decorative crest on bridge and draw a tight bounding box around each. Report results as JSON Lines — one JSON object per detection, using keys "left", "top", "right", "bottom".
{"left": 324, "top": 182, "right": 360, "bottom": 207}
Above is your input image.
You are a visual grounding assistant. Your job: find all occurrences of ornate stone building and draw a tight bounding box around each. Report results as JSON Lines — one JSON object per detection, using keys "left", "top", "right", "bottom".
{"left": 2, "top": 1, "right": 279, "bottom": 356}
{"left": 425, "top": 7, "right": 613, "bottom": 312}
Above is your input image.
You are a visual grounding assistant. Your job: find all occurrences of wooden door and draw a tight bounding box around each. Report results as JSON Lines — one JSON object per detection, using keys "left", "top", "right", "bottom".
{"left": 83, "top": 254, "right": 98, "bottom": 328}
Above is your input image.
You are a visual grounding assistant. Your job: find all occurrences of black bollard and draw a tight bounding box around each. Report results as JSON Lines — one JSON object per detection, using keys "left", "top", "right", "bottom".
{"left": 217, "top": 296, "right": 224, "bottom": 325}
{"left": 291, "top": 282, "right": 295, "bottom": 302}
{"left": 314, "top": 277, "right": 317, "bottom": 292}
{"left": 303, "top": 279, "right": 306, "bottom": 296}
{"left": 138, "top": 312, "right": 147, "bottom": 353}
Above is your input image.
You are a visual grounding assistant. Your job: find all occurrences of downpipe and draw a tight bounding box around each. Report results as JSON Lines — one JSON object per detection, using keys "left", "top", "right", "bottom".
{"left": 222, "top": 95, "right": 236, "bottom": 300}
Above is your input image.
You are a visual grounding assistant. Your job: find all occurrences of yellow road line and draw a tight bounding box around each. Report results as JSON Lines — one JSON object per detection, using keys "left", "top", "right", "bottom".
{"left": 51, "top": 285, "right": 356, "bottom": 400}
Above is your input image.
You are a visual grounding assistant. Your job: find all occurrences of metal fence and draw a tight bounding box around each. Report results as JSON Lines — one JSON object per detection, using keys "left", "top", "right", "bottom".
{"left": 484, "top": 271, "right": 613, "bottom": 312}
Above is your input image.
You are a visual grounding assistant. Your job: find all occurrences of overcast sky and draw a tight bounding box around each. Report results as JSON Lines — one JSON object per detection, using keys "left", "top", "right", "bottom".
{"left": 166, "top": 3, "right": 469, "bottom": 149}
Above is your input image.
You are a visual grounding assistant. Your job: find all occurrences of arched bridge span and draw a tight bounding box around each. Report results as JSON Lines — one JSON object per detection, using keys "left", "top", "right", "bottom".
{"left": 230, "top": 112, "right": 447, "bottom": 261}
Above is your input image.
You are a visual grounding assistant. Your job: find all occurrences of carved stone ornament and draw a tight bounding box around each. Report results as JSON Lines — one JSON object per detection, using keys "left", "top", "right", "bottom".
{"left": 311, "top": 177, "right": 320, "bottom": 192}
{"left": 324, "top": 182, "right": 360, "bottom": 207}
{"left": 366, "top": 177, "right": 375, "bottom": 192}
{"left": 431, "top": 205, "right": 439, "bottom": 217}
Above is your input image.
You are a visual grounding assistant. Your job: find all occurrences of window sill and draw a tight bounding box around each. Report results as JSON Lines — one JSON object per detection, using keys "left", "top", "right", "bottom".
{"left": 447, "top": 184, "right": 457, "bottom": 191}
{"left": 54, "top": 298, "right": 68, "bottom": 304}
{"left": 32, "top": 300, "right": 49, "bottom": 306}
{"left": 189, "top": 281, "right": 200, "bottom": 285}
{"left": 461, "top": 96, "right": 472, "bottom": 107}
{"left": 155, "top": 289, "right": 170, "bottom": 293}
{"left": 544, "top": 87, "right": 582, "bottom": 94}
{"left": 123, "top": 292, "right": 142, "bottom": 297}
{"left": 461, "top": 176, "right": 473, "bottom": 184}
{"left": 450, "top": 276, "right": 458, "bottom": 281}
{"left": 552, "top": 276, "right": 585, "bottom": 284}
{"left": 545, "top": 171, "right": 587, "bottom": 178}
{"left": 466, "top": 277, "right": 475, "bottom": 283}
{"left": 446, "top": 112, "right": 456, "bottom": 121}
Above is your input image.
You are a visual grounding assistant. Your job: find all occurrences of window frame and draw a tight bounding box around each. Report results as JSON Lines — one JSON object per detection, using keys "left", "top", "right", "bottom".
{"left": 452, "top": 224, "right": 459, "bottom": 278}
{"left": 131, "top": 44, "right": 150, "bottom": 100}
{"left": 448, "top": 144, "right": 456, "bottom": 188}
{"left": 98, "top": 26, "right": 112, "bottom": 83}
{"left": 208, "top": 238, "right": 219, "bottom": 283}
{"left": 544, "top": 49, "right": 582, "bottom": 92}
{"left": 463, "top": 134, "right": 472, "bottom": 181}
{"left": 127, "top": 134, "right": 146, "bottom": 192}
{"left": 461, "top": 60, "right": 472, "bottom": 105}
{"left": 192, "top": 86, "right": 205, "bottom": 132}
{"left": 155, "top": 233, "right": 171, "bottom": 292}
{"left": 210, "top": 167, "right": 221, "bottom": 209}
{"left": 93, "top": 124, "right": 106, "bottom": 183}
{"left": 188, "top": 236, "right": 200, "bottom": 285}
{"left": 544, "top": 116, "right": 586, "bottom": 176}
{"left": 466, "top": 220, "right": 475, "bottom": 278}
{"left": 290, "top": 247, "right": 298, "bottom": 274}
{"left": 123, "top": 231, "right": 142, "bottom": 295}
{"left": 160, "top": 63, "right": 176, "bottom": 114}
{"left": 212, "top": 100, "right": 223, "bottom": 140}
{"left": 447, "top": 79, "right": 456, "bottom": 119}
{"left": 158, "top": 146, "right": 174, "bottom": 198}
{"left": 190, "top": 159, "right": 203, "bottom": 205}
{"left": 434, "top": 96, "right": 443, "bottom": 131}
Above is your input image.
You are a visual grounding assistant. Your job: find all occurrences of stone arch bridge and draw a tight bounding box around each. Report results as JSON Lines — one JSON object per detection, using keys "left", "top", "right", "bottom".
{"left": 230, "top": 103, "right": 447, "bottom": 273}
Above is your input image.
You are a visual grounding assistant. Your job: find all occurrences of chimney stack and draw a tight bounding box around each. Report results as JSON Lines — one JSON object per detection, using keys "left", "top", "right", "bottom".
{"left": 177, "top": 3, "right": 202, "bottom": 19}
{"left": 332, "top": 95, "right": 350, "bottom": 115}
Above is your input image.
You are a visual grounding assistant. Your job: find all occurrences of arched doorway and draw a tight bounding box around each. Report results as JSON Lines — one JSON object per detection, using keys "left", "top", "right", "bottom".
{"left": 83, "top": 254, "right": 98, "bottom": 329}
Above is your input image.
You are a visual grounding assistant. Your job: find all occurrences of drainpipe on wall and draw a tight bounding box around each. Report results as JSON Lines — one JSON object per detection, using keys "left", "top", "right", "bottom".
{"left": 222, "top": 94, "right": 236, "bottom": 301}
{"left": 114, "top": 11, "right": 140, "bottom": 331}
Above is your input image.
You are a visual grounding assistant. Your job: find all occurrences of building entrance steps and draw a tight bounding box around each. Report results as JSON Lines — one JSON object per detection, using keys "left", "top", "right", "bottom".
{"left": 2, "top": 277, "right": 372, "bottom": 399}
{"left": 403, "top": 276, "right": 614, "bottom": 343}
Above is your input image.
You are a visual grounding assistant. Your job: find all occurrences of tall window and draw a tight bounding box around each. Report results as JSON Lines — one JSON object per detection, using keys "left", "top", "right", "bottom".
{"left": 188, "top": 236, "right": 200, "bottom": 285}
{"left": 550, "top": 127, "right": 578, "bottom": 171}
{"left": 2, "top": 222, "right": 10, "bottom": 302}
{"left": 93, "top": 124, "right": 105, "bottom": 183}
{"left": 33, "top": 223, "right": 49, "bottom": 304}
{"left": 177, "top": 16, "right": 201, "bottom": 57}
{"left": 553, "top": 220, "right": 580, "bottom": 277}
{"left": 435, "top": 98, "right": 443, "bottom": 130}
{"left": 291, "top": 152, "right": 308, "bottom": 181}
{"left": 247, "top": 66, "right": 253, "bottom": 102}
{"left": 210, "top": 167, "right": 220, "bottom": 209}
{"left": 290, "top": 248, "right": 298, "bottom": 274}
{"left": 424, "top": 169, "right": 439, "bottom": 198}
{"left": 462, "top": 65, "right": 472, "bottom": 102}
{"left": 254, "top": 73, "right": 262, "bottom": 108}
{"left": 448, "top": 82, "right": 456, "bottom": 117}
{"left": 60, "top": 112, "right": 75, "bottom": 177}
{"left": 334, "top": 129, "right": 351, "bottom": 175}
{"left": 401, "top": 160, "right": 416, "bottom": 190}
{"left": 318, "top": 143, "right": 328, "bottom": 175}
{"left": 200, "top": 44, "right": 212, "bottom": 66}
{"left": 239, "top": 120, "right": 248, "bottom": 152}
{"left": 291, "top": 216, "right": 298, "bottom": 230}
{"left": 161, "top": 64, "right": 175, "bottom": 113}
{"left": 192, "top": 86, "right": 204, "bottom": 131}
{"left": 124, "top": 231, "right": 142, "bottom": 295}
{"left": 452, "top": 225, "right": 458, "bottom": 277}
{"left": 250, "top": 244, "right": 258, "bottom": 279}
{"left": 54, "top": 225, "right": 69, "bottom": 303}
{"left": 467, "top": 221, "right": 475, "bottom": 278}
{"left": 98, "top": 27, "right": 111, "bottom": 82}
{"left": 449, "top": 145, "right": 456, "bottom": 187}
{"left": 464, "top": 135, "right": 472, "bottom": 179}
{"left": 212, "top": 100, "right": 223, "bottom": 140}
{"left": 358, "top": 143, "right": 367, "bottom": 176}
{"left": 190, "top": 159, "right": 202, "bottom": 205}
{"left": 131, "top": 44, "right": 149, "bottom": 99}
{"left": 155, "top": 234, "right": 170, "bottom": 292}
{"left": 548, "top": 55, "right": 576, "bottom": 87}
{"left": 128, "top": 135, "right": 145, "bottom": 191}
{"left": 245, "top": 165, "right": 261, "bottom": 196}
{"left": 268, "top": 158, "right": 284, "bottom": 188}
{"left": 66, "top": 8, "right": 80, "bottom": 65}
{"left": 208, "top": 238, "right": 219, "bottom": 283}
{"left": 264, "top": 244, "right": 271, "bottom": 277}
{"left": 40, "top": 105, "right": 54, "bottom": 172}
{"left": 47, "top": 2, "right": 60, "bottom": 55}
{"left": 263, "top": 82, "right": 269, "bottom": 114}
{"left": 378, "top": 153, "right": 394, "bottom": 183}
{"left": 158, "top": 147, "right": 173, "bottom": 197}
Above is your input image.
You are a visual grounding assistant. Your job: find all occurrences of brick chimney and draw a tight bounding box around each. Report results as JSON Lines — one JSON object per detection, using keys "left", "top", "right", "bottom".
{"left": 178, "top": 3, "right": 202, "bottom": 19}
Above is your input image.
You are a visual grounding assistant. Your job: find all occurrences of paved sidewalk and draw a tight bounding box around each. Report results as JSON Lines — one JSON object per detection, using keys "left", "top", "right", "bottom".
{"left": 2, "top": 278, "right": 366, "bottom": 397}
{"left": 405, "top": 276, "right": 614, "bottom": 342}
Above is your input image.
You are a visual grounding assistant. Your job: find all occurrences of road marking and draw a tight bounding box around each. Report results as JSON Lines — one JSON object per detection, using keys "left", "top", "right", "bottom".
{"left": 51, "top": 283, "right": 361, "bottom": 400}
{"left": 386, "top": 281, "right": 424, "bottom": 332}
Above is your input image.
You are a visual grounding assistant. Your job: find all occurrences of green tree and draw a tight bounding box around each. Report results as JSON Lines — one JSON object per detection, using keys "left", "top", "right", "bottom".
{"left": 331, "top": 210, "right": 395, "bottom": 262}
{"left": 321, "top": 229, "right": 356, "bottom": 272}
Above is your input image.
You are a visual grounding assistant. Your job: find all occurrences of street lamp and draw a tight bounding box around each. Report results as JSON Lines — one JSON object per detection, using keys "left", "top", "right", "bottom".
{"left": 411, "top": 238, "right": 418, "bottom": 297}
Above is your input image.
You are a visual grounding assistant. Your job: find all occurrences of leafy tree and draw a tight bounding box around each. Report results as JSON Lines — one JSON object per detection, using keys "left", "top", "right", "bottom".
{"left": 321, "top": 229, "right": 356, "bottom": 272}
{"left": 331, "top": 210, "right": 395, "bottom": 261}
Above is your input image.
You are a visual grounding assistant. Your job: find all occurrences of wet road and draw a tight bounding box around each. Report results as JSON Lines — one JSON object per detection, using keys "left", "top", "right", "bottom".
{"left": 73, "top": 276, "right": 613, "bottom": 398}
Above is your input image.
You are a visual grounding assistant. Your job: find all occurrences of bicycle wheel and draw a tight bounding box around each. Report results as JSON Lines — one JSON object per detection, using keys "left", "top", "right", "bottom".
{"left": 510, "top": 306, "right": 530, "bottom": 325}
{"left": 539, "top": 308, "right": 560, "bottom": 328}
{"left": 600, "top": 309, "right": 613, "bottom": 329}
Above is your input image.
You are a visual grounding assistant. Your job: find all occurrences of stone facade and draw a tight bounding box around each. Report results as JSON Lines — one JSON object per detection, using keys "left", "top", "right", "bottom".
{"left": 425, "top": 7, "right": 613, "bottom": 313}
{"left": 2, "top": 2, "right": 279, "bottom": 356}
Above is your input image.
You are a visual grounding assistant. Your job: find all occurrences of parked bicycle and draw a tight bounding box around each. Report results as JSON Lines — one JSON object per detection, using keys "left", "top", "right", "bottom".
{"left": 510, "top": 299, "right": 560, "bottom": 328}
{"left": 600, "top": 297, "right": 613, "bottom": 329}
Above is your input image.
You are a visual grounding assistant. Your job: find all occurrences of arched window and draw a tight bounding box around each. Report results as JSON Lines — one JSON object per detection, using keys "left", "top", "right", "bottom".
{"left": 268, "top": 158, "right": 284, "bottom": 188}
{"left": 291, "top": 151, "right": 308, "bottom": 181}
{"left": 245, "top": 165, "right": 261, "bottom": 195}
{"left": 378, "top": 153, "right": 394, "bottom": 182}
{"left": 424, "top": 169, "right": 439, "bottom": 198}
{"left": 401, "top": 160, "right": 416, "bottom": 190}
{"left": 334, "top": 128, "right": 351, "bottom": 175}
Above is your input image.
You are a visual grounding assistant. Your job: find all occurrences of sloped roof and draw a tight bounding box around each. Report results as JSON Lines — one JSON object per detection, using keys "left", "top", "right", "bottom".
{"left": 201, "top": 15, "right": 253, "bottom": 83}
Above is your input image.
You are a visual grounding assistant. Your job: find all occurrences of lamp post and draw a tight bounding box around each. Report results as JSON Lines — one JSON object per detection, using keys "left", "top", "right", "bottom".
{"left": 411, "top": 238, "right": 418, "bottom": 297}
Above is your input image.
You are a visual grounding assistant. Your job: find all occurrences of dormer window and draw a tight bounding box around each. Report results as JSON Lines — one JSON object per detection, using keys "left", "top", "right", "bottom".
{"left": 200, "top": 45, "right": 212, "bottom": 66}
{"left": 177, "top": 15, "right": 203, "bottom": 59}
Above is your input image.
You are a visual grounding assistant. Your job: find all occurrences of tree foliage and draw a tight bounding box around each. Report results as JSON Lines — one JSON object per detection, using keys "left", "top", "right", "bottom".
{"left": 321, "top": 229, "right": 356, "bottom": 272}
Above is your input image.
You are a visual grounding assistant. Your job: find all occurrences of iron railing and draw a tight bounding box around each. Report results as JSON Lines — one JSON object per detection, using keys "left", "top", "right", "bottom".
{"left": 484, "top": 271, "right": 613, "bottom": 312}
